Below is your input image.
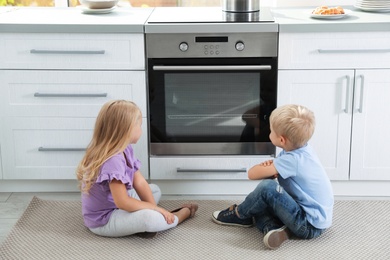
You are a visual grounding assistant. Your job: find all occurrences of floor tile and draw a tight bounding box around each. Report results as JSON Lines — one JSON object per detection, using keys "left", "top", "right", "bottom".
{"left": 0, "top": 202, "right": 27, "bottom": 219}
{"left": 0, "top": 193, "right": 11, "bottom": 202}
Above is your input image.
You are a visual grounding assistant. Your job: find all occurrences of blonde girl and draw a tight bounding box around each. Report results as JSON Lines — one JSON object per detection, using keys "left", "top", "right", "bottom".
{"left": 77, "top": 100, "right": 197, "bottom": 237}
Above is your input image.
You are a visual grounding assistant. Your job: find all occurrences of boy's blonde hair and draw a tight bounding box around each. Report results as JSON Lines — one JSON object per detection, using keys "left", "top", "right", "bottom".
{"left": 76, "top": 100, "right": 142, "bottom": 193}
{"left": 269, "top": 104, "right": 315, "bottom": 149}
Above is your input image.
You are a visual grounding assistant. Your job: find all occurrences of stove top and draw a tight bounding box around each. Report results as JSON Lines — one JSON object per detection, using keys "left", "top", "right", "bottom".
{"left": 146, "top": 7, "right": 275, "bottom": 24}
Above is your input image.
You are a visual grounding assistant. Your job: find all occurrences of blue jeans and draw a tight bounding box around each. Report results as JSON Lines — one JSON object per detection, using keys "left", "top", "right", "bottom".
{"left": 236, "top": 179, "right": 325, "bottom": 239}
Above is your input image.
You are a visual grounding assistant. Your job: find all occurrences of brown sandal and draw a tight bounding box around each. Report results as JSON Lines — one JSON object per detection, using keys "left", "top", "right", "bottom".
{"left": 171, "top": 203, "right": 199, "bottom": 217}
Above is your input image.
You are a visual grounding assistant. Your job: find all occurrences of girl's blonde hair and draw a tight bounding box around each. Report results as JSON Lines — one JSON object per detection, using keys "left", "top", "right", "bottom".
{"left": 76, "top": 100, "right": 142, "bottom": 193}
{"left": 269, "top": 104, "right": 315, "bottom": 149}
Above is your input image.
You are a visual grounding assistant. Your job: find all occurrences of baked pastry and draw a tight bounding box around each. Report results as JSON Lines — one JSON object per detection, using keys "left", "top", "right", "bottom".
{"left": 312, "top": 6, "right": 345, "bottom": 15}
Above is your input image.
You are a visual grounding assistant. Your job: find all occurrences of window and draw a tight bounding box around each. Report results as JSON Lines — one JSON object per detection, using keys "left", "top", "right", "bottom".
{"left": 1, "top": 0, "right": 221, "bottom": 7}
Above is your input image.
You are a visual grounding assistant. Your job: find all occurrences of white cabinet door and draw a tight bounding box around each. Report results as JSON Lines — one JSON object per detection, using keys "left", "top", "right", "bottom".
{"left": 350, "top": 69, "right": 390, "bottom": 180}
{"left": 278, "top": 70, "right": 354, "bottom": 180}
{"left": 1, "top": 117, "right": 94, "bottom": 180}
{"left": 1, "top": 117, "right": 149, "bottom": 180}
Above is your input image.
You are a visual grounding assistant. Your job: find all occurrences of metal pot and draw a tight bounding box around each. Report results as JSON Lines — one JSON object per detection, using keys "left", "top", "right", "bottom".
{"left": 222, "top": 0, "right": 260, "bottom": 13}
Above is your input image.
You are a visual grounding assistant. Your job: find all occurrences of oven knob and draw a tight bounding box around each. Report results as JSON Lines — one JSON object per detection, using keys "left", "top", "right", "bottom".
{"left": 179, "top": 42, "right": 189, "bottom": 52}
{"left": 235, "top": 41, "right": 245, "bottom": 51}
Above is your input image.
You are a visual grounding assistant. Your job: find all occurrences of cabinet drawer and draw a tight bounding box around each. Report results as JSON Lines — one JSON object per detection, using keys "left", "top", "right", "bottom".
{"left": 0, "top": 70, "right": 146, "bottom": 117}
{"left": 279, "top": 32, "right": 390, "bottom": 69}
{"left": 1, "top": 117, "right": 149, "bottom": 180}
{"left": 0, "top": 33, "right": 144, "bottom": 70}
{"left": 150, "top": 156, "right": 269, "bottom": 180}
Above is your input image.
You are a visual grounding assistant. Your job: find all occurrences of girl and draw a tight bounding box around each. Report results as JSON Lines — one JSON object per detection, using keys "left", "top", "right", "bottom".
{"left": 77, "top": 100, "right": 198, "bottom": 238}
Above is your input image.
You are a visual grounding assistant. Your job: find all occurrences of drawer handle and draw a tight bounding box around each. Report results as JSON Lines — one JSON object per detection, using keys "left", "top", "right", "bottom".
{"left": 153, "top": 65, "right": 272, "bottom": 71}
{"left": 30, "top": 49, "right": 105, "bottom": 55}
{"left": 34, "top": 93, "right": 107, "bottom": 98}
{"left": 176, "top": 168, "right": 246, "bottom": 173}
{"left": 318, "top": 49, "right": 390, "bottom": 54}
{"left": 38, "top": 147, "right": 86, "bottom": 152}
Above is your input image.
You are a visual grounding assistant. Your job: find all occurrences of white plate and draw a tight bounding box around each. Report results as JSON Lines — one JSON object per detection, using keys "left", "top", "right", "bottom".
{"left": 356, "top": 3, "right": 390, "bottom": 7}
{"left": 310, "top": 9, "right": 351, "bottom": 19}
{"left": 79, "top": 5, "right": 116, "bottom": 14}
{"left": 354, "top": 5, "right": 390, "bottom": 12}
{"left": 356, "top": 0, "right": 390, "bottom": 3}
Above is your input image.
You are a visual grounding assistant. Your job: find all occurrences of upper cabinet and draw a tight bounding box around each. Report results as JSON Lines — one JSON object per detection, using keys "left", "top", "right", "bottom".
{"left": 278, "top": 31, "right": 390, "bottom": 181}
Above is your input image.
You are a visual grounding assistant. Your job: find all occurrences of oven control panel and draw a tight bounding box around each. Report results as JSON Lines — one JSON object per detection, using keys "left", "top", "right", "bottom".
{"left": 179, "top": 40, "right": 245, "bottom": 55}
{"left": 146, "top": 33, "right": 277, "bottom": 58}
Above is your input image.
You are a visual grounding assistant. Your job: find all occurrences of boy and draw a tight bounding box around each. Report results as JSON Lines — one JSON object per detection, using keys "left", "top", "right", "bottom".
{"left": 212, "top": 104, "right": 334, "bottom": 249}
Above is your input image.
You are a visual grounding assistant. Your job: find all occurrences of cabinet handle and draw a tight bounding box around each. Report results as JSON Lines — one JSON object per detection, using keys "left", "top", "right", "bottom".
{"left": 30, "top": 49, "right": 105, "bottom": 55}
{"left": 38, "top": 147, "right": 86, "bottom": 152}
{"left": 343, "top": 75, "right": 351, "bottom": 113}
{"left": 355, "top": 75, "right": 365, "bottom": 113}
{"left": 177, "top": 168, "right": 246, "bottom": 173}
{"left": 318, "top": 49, "right": 390, "bottom": 54}
{"left": 34, "top": 93, "right": 107, "bottom": 98}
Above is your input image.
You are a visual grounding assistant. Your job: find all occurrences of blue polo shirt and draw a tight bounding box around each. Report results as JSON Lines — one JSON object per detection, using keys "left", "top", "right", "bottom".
{"left": 274, "top": 144, "right": 334, "bottom": 229}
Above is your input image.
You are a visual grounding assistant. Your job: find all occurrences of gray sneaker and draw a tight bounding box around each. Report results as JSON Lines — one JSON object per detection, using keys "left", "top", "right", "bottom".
{"left": 263, "top": 225, "right": 290, "bottom": 249}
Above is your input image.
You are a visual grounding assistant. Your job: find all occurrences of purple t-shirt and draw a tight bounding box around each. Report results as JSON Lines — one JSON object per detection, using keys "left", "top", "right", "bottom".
{"left": 81, "top": 144, "right": 141, "bottom": 228}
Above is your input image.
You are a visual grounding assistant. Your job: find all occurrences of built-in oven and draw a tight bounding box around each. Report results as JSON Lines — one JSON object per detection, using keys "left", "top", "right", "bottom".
{"left": 146, "top": 31, "right": 278, "bottom": 156}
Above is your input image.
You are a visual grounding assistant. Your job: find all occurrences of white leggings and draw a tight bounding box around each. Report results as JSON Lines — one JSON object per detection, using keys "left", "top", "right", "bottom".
{"left": 89, "top": 184, "right": 179, "bottom": 237}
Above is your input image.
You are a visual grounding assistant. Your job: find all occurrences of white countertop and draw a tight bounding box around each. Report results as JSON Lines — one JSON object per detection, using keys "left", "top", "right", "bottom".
{"left": 0, "top": 6, "right": 390, "bottom": 33}
{"left": 0, "top": 7, "right": 154, "bottom": 33}
{"left": 273, "top": 6, "right": 390, "bottom": 32}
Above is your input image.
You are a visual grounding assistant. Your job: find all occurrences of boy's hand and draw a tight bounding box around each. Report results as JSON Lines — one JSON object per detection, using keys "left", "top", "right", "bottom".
{"left": 248, "top": 160, "right": 278, "bottom": 180}
{"left": 259, "top": 160, "right": 278, "bottom": 179}
{"left": 259, "top": 160, "right": 273, "bottom": 167}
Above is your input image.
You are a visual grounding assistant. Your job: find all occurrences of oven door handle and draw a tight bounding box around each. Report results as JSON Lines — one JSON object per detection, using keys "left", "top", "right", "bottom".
{"left": 177, "top": 168, "right": 246, "bottom": 173}
{"left": 153, "top": 65, "right": 272, "bottom": 71}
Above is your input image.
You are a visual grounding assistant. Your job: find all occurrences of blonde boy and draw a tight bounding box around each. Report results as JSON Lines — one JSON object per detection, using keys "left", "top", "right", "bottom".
{"left": 212, "top": 104, "right": 334, "bottom": 249}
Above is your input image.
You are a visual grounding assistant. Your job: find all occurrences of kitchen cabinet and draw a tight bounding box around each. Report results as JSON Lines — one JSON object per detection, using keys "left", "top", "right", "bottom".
{"left": 0, "top": 33, "right": 149, "bottom": 180}
{"left": 278, "top": 31, "right": 390, "bottom": 181}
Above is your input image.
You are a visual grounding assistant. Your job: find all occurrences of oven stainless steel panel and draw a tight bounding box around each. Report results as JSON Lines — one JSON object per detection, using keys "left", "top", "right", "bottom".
{"left": 146, "top": 32, "right": 277, "bottom": 58}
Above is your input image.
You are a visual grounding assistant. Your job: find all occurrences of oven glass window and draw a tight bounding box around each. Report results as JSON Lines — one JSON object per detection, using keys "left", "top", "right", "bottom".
{"left": 165, "top": 72, "right": 260, "bottom": 141}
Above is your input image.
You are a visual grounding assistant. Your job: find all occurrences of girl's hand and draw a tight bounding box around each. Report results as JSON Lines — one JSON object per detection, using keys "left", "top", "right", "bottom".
{"left": 155, "top": 207, "right": 176, "bottom": 224}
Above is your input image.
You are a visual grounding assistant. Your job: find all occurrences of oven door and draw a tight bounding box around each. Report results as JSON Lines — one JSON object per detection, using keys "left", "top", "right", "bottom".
{"left": 148, "top": 57, "right": 277, "bottom": 156}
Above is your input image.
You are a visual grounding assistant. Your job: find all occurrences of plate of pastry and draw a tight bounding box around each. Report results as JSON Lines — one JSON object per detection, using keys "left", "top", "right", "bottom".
{"left": 310, "top": 6, "right": 351, "bottom": 19}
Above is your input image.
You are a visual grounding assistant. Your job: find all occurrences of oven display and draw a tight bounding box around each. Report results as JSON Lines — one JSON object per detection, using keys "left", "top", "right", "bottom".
{"left": 195, "top": 36, "right": 229, "bottom": 43}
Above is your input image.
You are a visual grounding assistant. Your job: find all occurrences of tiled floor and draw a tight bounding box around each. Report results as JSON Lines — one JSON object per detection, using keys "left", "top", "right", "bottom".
{"left": 1, "top": 192, "right": 389, "bottom": 244}
{"left": 0, "top": 192, "right": 82, "bottom": 243}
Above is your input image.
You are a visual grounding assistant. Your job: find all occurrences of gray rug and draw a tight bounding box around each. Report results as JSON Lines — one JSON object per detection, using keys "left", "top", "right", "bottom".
{"left": 1, "top": 197, "right": 389, "bottom": 260}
